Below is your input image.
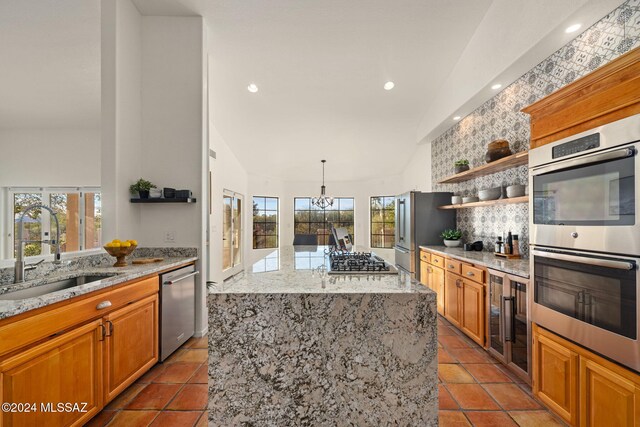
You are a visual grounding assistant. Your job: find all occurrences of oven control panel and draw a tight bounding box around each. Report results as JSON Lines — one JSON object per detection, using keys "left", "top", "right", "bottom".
{"left": 552, "top": 133, "right": 600, "bottom": 159}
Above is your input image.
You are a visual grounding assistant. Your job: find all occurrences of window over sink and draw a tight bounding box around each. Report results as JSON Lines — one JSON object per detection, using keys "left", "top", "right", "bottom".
{"left": 7, "top": 187, "right": 101, "bottom": 258}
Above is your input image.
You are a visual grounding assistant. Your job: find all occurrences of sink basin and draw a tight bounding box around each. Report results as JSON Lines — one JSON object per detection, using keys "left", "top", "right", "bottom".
{"left": 0, "top": 275, "right": 116, "bottom": 301}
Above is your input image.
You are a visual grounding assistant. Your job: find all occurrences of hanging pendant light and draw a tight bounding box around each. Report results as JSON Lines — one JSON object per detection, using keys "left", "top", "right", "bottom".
{"left": 312, "top": 160, "right": 334, "bottom": 209}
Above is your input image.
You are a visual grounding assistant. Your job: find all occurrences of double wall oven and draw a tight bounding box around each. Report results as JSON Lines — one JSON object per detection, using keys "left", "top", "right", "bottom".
{"left": 529, "top": 113, "right": 640, "bottom": 372}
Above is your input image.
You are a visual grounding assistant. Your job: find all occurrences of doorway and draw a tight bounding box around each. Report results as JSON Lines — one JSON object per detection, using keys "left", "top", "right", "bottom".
{"left": 223, "top": 191, "right": 243, "bottom": 277}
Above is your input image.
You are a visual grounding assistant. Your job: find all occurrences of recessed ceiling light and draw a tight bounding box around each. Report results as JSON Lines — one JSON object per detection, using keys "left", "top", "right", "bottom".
{"left": 384, "top": 81, "right": 395, "bottom": 90}
{"left": 491, "top": 83, "right": 502, "bottom": 90}
{"left": 453, "top": 116, "right": 461, "bottom": 121}
{"left": 565, "top": 23, "right": 581, "bottom": 33}
{"left": 247, "top": 83, "right": 258, "bottom": 93}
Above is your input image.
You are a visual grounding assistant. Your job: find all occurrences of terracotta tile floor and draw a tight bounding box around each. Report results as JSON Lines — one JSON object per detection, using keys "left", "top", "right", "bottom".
{"left": 88, "top": 318, "right": 566, "bottom": 426}
{"left": 86, "top": 336, "right": 209, "bottom": 427}
{"left": 437, "top": 316, "right": 567, "bottom": 427}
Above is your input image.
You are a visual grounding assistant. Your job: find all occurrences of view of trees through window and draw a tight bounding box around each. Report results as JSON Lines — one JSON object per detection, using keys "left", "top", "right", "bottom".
{"left": 253, "top": 196, "right": 278, "bottom": 249}
{"left": 294, "top": 197, "right": 354, "bottom": 245}
{"left": 370, "top": 196, "right": 395, "bottom": 248}
{"left": 12, "top": 189, "right": 102, "bottom": 257}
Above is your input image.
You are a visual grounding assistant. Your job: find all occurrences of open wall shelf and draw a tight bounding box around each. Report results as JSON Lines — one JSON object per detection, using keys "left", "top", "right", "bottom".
{"left": 130, "top": 198, "right": 197, "bottom": 203}
{"left": 438, "top": 195, "right": 528, "bottom": 209}
{"left": 437, "top": 151, "right": 529, "bottom": 184}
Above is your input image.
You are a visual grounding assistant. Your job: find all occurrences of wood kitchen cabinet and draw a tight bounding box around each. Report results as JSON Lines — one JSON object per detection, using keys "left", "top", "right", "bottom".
{"left": 431, "top": 265, "right": 445, "bottom": 316}
{"left": 460, "top": 278, "right": 484, "bottom": 346}
{"left": 444, "top": 272, "right": 462, "bottom": 328}
{"left": 0, "top": 271, "right": 172, "bottom": 426}
{"left": 0, "top": 320, "right": 103, "bottom": 427}
{"left": 533, "top": 323, "right": 640, "bottom": 427}
{"left": 104, "top": 294, "right": 158, "bottom": 403}
{"left": 532, "top": 325, "right": 578, "bottom": 425}
{"left": 419, "top": 260, "right": 429, "bottom": 287}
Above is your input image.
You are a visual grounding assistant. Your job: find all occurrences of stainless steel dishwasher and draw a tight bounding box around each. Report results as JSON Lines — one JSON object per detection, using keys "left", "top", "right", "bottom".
{"left": 160, "top": 265, "right": 198, "bottom": 361}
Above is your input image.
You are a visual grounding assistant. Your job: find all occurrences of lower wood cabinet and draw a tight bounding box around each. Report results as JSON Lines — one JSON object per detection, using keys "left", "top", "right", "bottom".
{"left": 419, "top": 260, "right": 429, "bottom": 287}
{"left": 431, "top": 265, "right": 445, "bottom": 316}
{"left": 533, "top": 323, "right": 640, "bottom": 427}
{"left": 104, "top": 294, "right": 158, "bottom": 403}
{"left": 460, "top": 278, "right": 484, "bottom": 346}
{"left": 0, "top": 274, "right": 164, "bottom": 426}
{"left": 0, "top": 320, "right": 103, "bottom": 427}
{"left": 444, "top": 272, "right": 462, "bottom": 328}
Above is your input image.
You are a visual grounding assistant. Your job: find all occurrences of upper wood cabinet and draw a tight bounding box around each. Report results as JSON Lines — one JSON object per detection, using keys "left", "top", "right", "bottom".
{"left": 522, "top": 47, "right": 640, "bottom": 149}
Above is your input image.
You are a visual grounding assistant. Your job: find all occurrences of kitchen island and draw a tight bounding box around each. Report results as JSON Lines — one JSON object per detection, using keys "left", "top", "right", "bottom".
{"left": 207, "top": 246, "right": 437, "bottom": 426}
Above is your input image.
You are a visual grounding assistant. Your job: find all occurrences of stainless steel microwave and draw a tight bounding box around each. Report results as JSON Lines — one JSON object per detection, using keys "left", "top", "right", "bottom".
{"left": 529, "top": 114, "right": 640, "bottom": 256}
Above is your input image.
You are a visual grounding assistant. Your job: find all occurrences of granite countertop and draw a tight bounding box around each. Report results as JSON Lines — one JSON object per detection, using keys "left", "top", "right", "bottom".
{"left": 0, "top": 252, "right": 197, "bottom": 321}
{"left": 209, "top": 245, "right": 431, "bottom": 294}
{"left": 419, "top": 245, "right": 529, "bottom": 278}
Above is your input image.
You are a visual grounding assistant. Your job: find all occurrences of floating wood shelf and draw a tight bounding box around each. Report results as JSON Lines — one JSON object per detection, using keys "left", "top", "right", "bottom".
{"left": 130, "top": 198, "right": 197, "bottom": 203}
{"left": 438, "top": 196, "right": 528, "bottom": 209}
{"left": 437, "top": 151, "right": 529, "bottom": 184}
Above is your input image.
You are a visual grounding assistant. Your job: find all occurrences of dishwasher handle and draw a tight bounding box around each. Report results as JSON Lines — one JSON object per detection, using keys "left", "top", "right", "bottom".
{"left": 163, "top": 271, "right": 199, "bottom": 285}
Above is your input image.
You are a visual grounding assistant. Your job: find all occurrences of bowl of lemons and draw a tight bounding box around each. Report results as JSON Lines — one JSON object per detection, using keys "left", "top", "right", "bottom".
{"left": 104, "top": 239, "right": 138, "bottom": 267}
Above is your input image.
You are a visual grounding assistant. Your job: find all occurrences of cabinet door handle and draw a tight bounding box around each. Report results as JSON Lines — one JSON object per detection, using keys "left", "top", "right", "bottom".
{"left": 466, "top": 271, "right": 475, "bottom": 277}
{"left": 455, "top": 279, "right": 462, "bottom": 287}
{"left": 106, "top": 320, "right": 114, "bottom": 336}
{"left": 448, "top": 264, "right": 455, "bottom": 269}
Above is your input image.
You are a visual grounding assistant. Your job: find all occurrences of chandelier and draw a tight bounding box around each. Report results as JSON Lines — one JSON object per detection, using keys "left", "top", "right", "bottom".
{"left": 312, "top": 160, "right": 334, "bottom": 209}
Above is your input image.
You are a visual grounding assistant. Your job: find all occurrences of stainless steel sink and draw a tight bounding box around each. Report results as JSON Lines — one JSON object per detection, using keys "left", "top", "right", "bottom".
{"left": 0, "top": 275, "right": 116, "bottom": 301}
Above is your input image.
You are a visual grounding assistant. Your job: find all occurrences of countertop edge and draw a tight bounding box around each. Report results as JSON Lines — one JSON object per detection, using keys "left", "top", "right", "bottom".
{"left": 418, "top": 246, "right": 529, "bottom": 278}
{"left": 0, "top": 257, "right": 198, "bottom": 321}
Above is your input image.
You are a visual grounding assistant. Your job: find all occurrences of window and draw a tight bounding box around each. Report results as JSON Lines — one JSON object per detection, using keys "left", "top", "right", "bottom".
{"left": 252, "top": 196, "right": 278, "bottom": 249}
{"left": 370, "top": 196, "right": 395, "bottom": 248}
{"left": 294, "top": 197, "right": 354, "bottom": 245}
{"left": 9, "top": 187, "right": 101, "bottom": 258}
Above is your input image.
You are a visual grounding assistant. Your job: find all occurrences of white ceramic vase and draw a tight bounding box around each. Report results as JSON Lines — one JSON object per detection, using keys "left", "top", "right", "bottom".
{"left": 444, "top": 239, "right": 461, "bottom": 248}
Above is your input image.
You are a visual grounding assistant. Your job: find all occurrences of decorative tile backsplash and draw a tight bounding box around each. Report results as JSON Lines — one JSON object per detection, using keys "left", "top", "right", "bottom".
{"left": 431, "top": 0, "right": 640, "bottom": 257}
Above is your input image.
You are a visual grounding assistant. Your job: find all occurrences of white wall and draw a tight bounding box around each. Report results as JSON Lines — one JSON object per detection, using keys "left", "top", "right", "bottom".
{"left": 0, "top": 129, "right": 100, "bottom": 187}
{"left": 102, "top": 1, "right": 208, "bottom": 335}
{"left": 101, "top": 0, "right": 142, "bottom": 241}
{"left": 402, "top": 142, "right": 432, "bottom": 193}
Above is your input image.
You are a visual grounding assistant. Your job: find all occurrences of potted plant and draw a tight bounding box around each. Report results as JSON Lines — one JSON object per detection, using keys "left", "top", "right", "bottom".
{"left": 454, "top": 159, "right": 470, "bottom": 174}
{"left": 441, "top": 229, "right": 462, "bottom": 247}
{"left": 129, "top": 178, "right": 157, "bottom": 199}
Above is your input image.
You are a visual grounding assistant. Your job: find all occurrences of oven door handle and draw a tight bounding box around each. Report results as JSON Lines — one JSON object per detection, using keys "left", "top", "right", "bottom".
{"left": 531, "top": 250, "right": 635, "bottom": 271}
{"left": 531, "top": 146, "right": 635, "bottom": 175}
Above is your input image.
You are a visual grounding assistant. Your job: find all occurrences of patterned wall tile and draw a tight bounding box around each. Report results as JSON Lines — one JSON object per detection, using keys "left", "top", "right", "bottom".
{"left": 431, "top": 0, "right": 640, "bottom": 257}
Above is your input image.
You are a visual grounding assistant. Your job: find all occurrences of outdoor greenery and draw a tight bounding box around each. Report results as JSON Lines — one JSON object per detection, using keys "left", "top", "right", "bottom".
{"left": 370, "top": 196, "right": 395, "bottom": 248}
{"left": 441, "top": 229, "right": 462, "bottom": 240}
{"left": 294, "top": 197, "right": 354, "bottom": 245}
{"left": 253, "top": 197, "right": 278, "bottom": 249}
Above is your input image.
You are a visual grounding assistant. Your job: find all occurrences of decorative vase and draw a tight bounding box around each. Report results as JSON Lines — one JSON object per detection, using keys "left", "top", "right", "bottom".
{"left": 485, "top": 139, "right": 512, "bottom": 163}
{"left": 454, "top": 164, "right": 470, "bottom": 174}
{"left": 444, "top": 239, "right": 461, "bottom": 248}
{"left": 139, "top": 190, "right": 150, "bottom": 199}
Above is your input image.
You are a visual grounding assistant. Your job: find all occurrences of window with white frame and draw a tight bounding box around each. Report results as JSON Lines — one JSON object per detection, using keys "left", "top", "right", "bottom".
{"left": 7, "top": 187, "right": 102, "bottom": 258}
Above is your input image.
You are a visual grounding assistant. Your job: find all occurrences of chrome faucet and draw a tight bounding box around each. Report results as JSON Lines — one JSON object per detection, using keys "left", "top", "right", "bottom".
{"left": 14, "top": 204, "right": 62, "bottom": 283}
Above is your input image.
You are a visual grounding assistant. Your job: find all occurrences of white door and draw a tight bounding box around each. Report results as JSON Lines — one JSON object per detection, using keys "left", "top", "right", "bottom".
{"left": 223, "top": 191, "right": 243, "bottom": 277}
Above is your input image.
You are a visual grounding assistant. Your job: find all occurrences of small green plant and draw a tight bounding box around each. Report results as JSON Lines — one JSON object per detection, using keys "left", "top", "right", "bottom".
{"left": 454, "top": 159, "right": 469, "bottom": 166}
{"left": 129, "top": 178, "right": 157, "bottom": 194}
{"left": 441, "top": 229, "right": 462, "bottom": 240}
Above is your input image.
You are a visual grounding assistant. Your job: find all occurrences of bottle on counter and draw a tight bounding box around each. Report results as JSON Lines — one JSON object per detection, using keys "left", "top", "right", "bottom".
{"left": 512, "top": 234, "right": 520, "bottom": 256}
{"left": 495, "top": 237, "right": 503, "bottom": 254}
{"left": 506, "top": 231, "right": 513, "bottom": 255}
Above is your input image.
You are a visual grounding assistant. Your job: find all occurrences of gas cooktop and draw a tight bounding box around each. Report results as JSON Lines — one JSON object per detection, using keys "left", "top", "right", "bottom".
{"left": 328, "top": 252, "right": 398, "bottom": 275}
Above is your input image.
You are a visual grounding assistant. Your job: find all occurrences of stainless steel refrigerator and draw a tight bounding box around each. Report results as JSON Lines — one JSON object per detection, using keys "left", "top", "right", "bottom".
{"left": 395, "top": 191, "right": 455, "bottom": 278}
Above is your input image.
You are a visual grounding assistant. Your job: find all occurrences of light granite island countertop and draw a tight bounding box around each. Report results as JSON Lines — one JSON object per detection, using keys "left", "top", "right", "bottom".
{"left": 207, "top": 246, "right": 438, "bottom": 426}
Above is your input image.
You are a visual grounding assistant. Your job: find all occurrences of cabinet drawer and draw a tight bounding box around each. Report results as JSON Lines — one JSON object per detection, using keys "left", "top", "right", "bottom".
{"left": 0, "top": 276, "right": 159, "bottom": 357}
{"left": 445, "top": 259, "right": 462, "bottom": 275}
{"left": 420, "top": 251, "right": 430, "bottom": 263}
{"left": 429, "top": 254, "right": 445, "bottom": 268}
{"left": 462, "top": 264, "right": 484, "bottom": 283}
